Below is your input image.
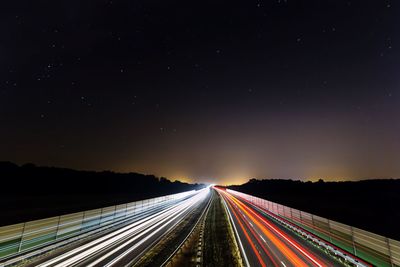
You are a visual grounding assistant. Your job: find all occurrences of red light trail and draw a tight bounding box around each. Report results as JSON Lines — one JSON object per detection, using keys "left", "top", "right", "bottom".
{"left": 216, "top": 187, "right": 338, "bottom": 267}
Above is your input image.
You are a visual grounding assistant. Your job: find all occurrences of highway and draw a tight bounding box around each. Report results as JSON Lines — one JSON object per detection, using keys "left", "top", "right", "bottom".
{"left": 1, "top": 186, "right": 383, "bottom": 267}
{"left": 20, "top": 188, "right": 211, "bottom": 267}
{"left": 217, "top": 188, "right": 346, "bottom": 267}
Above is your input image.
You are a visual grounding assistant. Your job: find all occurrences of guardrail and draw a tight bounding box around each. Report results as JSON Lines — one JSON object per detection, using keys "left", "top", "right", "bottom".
{"left": 0, "top": 190, "right": 196, "bottom": 263}
{"left": 227, "top": 189, "right": 400, "bottom": 267}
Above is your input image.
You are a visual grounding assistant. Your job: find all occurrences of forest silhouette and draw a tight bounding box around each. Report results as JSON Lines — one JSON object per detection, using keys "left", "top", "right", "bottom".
{"left": 229, "top": 178, "right": 400, "bottom": 240}
{"left": 0, "top": 161, "right": 204, "bottom": 226}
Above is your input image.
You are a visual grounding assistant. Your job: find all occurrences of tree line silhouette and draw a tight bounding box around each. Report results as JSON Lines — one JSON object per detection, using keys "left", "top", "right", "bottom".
{"left": 228, "top": 178, "right": 400, "bottom": 240}
{"left": 0, "top": 162, "right": 204, "bottom": 226}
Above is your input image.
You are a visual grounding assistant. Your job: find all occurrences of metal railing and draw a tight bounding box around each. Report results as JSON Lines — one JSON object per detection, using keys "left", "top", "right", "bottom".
{"left": 227, "top": 189, "right": 400, "bottom": 267}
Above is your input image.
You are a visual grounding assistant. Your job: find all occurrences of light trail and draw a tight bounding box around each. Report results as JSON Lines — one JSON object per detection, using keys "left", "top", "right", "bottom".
{"left": 230, "top": 195, "right": 326, "bottom": 267}
{"left": 216, "top": 187, "right": 342, "bottom": 267}
{"left": 36, "top": 187, "right": 211, "bottom": 267}
{"left": 220, "top": 191, "right": 251, "bottom": 267}
{"left": 223, "top": 190, "right": 308, "bottom": 266}
{"left": 227, "top": 189, "right": 373, "bottom": 267}
{"left": 225, "top": 197, "right": 267, "bottom": 267}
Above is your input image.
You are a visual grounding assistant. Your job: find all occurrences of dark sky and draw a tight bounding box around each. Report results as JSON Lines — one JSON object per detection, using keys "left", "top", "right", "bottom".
{"left": 1, "top": 0, "right": 399, "bottom": 184}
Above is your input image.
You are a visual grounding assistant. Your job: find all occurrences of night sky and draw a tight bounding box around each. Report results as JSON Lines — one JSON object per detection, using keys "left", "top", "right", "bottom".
{"left": 1, "top": 1, "right": 399, "bottom": 184}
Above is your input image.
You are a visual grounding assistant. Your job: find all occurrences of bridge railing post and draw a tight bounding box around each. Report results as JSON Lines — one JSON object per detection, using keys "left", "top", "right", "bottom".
{"left": 124, "top": 203, "right": 128, "bottom": 219}
{"left": 17, "top": 222, "right": 26, "bottom": 252}
{"left": 387, "top": 238, "right": 394, "bottom": 267}
{"left": 327, "top": 219, "right": 333, "bottom": 243}
{"left": 311, "top": 214, "right": 315, "bottom": 232}
{"left": 350, "top": 226, "right": 357, "bottom": 256}
{"left": 55, "top": 215, "right": 61, "bottom": 240}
